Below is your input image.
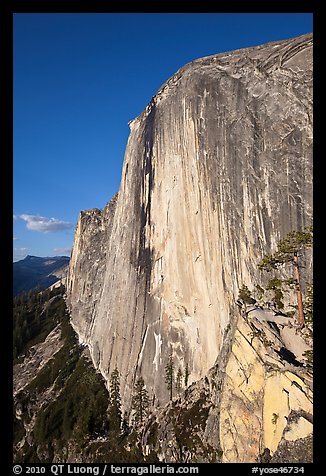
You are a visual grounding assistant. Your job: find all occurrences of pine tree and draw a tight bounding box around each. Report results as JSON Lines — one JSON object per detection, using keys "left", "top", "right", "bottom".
{"left": 165, "top": 349, "right": 174, "bottom": 401}
{"left": 237, "top": 284, "right": 256, "bottom": 312}
{"left": 184, "top": 363, "right": 190, "bottom": 388}
{"left": 238, "top": 284, "right": 256, "bottom": 304}
{"left": 258, "top": 226, "right": 313, "bottom": 328}
{"left": 175, "top": 367, "right": 183, "bottom": 392}
{"left": 108, "top": 367, "right": 122, "bottom": 433}
{"left": 121, "top": 412, "right": 130, "bottom": 434}
{"left": 303, "top": 283, "right": 313, "bottom": 324}
{"left": 266, "top": 277, "right": 284, "bottom": 310}
{"left": 132, "top": 376, "right": 149, "bottom": 424}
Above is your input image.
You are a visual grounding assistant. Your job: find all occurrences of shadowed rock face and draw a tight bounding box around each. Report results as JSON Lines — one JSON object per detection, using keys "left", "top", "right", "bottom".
{"left": 67, "top": 34, "right": 312, "bottom": 416}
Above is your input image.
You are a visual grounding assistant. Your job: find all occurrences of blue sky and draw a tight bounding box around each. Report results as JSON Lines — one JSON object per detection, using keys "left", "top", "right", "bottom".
{"left": 13, "top": 13, "right": 313, "bottom": 261}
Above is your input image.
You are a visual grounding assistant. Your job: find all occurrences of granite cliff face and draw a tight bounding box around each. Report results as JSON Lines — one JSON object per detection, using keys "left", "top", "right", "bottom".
{"left": 67, "top": 34, "right": 313, "bottom": 461}
{"left": 139, "top": 307, "right": 312, "bottom": 463}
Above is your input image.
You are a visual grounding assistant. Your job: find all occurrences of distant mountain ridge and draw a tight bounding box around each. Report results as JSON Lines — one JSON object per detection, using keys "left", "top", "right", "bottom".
{"left": 13, "top": 255, "right": 70, "bottom": 296}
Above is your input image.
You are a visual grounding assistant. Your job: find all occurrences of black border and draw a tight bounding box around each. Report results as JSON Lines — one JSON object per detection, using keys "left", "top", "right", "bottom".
{"left": 3, "top": 2, "right": 320, "bottom": 473}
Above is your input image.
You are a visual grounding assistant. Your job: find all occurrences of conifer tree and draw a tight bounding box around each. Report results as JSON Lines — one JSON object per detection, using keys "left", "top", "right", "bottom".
{"left": 266, "top": 277, "right": 284, "bottom": 310}
{"left": 237, "top": 284, "right": 256, "bottom": 312}
{"left": 303, "top": 283, "right": 313, "bottom": 324}
{"left": 108, "top": 367, "right": 122, "bottom": 433}
{"left": 176, "top": 367, "right": 183, "bottom": 392}
{"left": 132, "top": 376, "right": 149, "bottom": 424}
{"left": 121, "top": 412, "right": 130, "bottom": 434}
{"left": 165, "top": 349, "right": 174, "bottom": 401}
{"left": 258, "top": 226, "right": 313, "bottom": 328}
{"left": 184, "top": 363, "right": 190, "bottom": 388}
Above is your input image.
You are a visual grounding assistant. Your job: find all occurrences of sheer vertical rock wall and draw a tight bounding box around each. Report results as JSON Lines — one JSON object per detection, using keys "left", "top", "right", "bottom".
{"left": 67, "top": 34, "right": 313, "bottom": 420}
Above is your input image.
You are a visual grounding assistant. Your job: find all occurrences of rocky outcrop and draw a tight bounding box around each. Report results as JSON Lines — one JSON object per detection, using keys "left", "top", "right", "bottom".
{"left": 217, "top": 312, "right": 312, "bottom": 462}
{"left": 66, "top": 33, "right": 313, "bottom": 462}
{"left": 13, "top": 324, "right": 63, "bottom": 396}
{"left": 67, "top": 193, "right": 118, "bottom": 351}
{"left": 139, "top": 308, "right": 312, "bottom": 463}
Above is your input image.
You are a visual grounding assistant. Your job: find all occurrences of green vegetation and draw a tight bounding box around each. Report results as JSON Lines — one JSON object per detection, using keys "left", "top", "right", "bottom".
{"left": 259, "top": 448, "right": 272, "bottom": 463}
{"left": 258, "top": 227, "right": 313, "bottom": 271}
{"left": 131, "top": 377, "right": 149, "bottom": 424}
{"left": 266, "top": 277, "right": 285, "bottom": 310}
{"left": 164, "top": 353, "right": 192, "bottom": 398}
{"left": 255, "top": 284, "right": 265, "bottom": 301}
{"left": 302, "top": 349, "right": 313, "bottom": 369}
{"left": 184, "top": 363, "right": 190, "bottom": 388}
{"left": 108, "top": 367, "right": 122, "bottom": 433}
{"left": 166, "top": 391, "right": 221, "bottom": 463}
{"left": 13, "top": 285, "right": 66, "bottom": 361}
{"left": 249, "top": 328, "right": 273, "bottom": 347}
{"left": 33, "top": 354, "right": 109, "bottom": 449}
{"left": 165, "top": 348, "right": 174, "bottom": 401}
{"left": 121, "top": 412, "right": 130, "bottom": 434}
{"left": 176, "top": 367, "right": 183, "bottom": 392}
{"left": 258, "top": 226, "right": 313, "bottom": 327}
{"left": 13, "top": 288, "right": 195, "bottom": 463}
{"left": 14, "top": 227, "right": 313, "bottom": 464}
{"left": 238, "top": 284, "right": 256, "bottom": 305}
{"left": 303, "top": 283, "right": 313, "bottom": 324}
{"left": 237, "top": 227, "right": 313, "bottom": 327}
{"left": 145, "top": 419, "right": 159, "bottom": 446}
{"left": 14, "top": 292, "right": 110, "bottom": 463}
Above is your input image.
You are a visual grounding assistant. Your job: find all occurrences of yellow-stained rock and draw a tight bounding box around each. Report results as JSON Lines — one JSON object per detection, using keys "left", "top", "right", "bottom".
{"left": 263, "top": 372, "right": 312, "bottom": 453}
{"left": 284, "top": 371, "right": 313, "bottom": 411}
{"left": 230, "top": 330, "right": 265, "bottom": 401}
{"left": 284, "top": 417, "right": 313, "bottom": 442}
{"left": 220, "top": 316, "right": 313, "bottom": 462}
{"left": 263, "top": 374, "right": 291, "bottom": 453}
{"left": 220, "top": 395, "right": 263, "bottom": 462}
{"left": 220, "top": 320, "right": 266, "bottom": 462}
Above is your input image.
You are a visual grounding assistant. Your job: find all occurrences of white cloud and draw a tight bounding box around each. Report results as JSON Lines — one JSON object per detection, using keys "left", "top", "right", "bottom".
{"left": 13, "top": 247, "right": 29, "bottom": 261}
{"left": 13, "top": 214, "right": 18, "bottom": 220}
{"left": 20, "top": 214, "right": 73, "bottom": 233}
{"left": 13, "top": 236, "right": 18, "bottom": 241}
{"left": 53, "top": 247, "right": 72, "bottom": 255}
